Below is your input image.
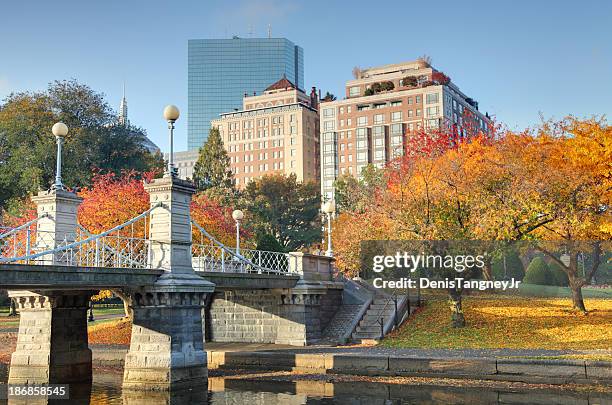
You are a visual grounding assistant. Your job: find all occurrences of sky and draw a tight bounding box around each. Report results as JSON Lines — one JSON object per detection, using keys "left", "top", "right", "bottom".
{"left": 1, "top": 0, "right": 611, "bottom": 152}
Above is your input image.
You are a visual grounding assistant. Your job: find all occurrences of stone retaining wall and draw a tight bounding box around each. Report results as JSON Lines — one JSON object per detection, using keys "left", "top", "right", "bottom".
{"left": 205, "top": 351, "right": 611, "bottom": 386}
{"left": 206, "top": 287, "right": 342, "bottom": 346}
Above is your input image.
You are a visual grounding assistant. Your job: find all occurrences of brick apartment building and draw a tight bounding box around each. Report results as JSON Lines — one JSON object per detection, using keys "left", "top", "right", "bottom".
{"left": 319, "top": 59, "right": 491, "bottom": 200}
{"left": 212, "top": 77, "right": 320, "bottom": 188}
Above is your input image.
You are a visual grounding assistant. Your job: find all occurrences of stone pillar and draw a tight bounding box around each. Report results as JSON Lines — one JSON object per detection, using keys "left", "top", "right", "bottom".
{"left": 288, "top": 252, "right": 335, "bottom": 282}
{"left": 30, "top": 189, "right": 83, "bottom": 264}
{"left": 8, "top": 189, "right": 91, "bottom": 385}
{"left": 123, "top": 176, "right": 215, "bottom": 391}
{"left": 8, "top": 291, "right": 93, "bottom": 385}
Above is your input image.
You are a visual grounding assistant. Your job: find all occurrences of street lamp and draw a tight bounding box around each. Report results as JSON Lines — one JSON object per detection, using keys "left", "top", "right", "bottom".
{"left": 232, "top": 209, "right": 244, "bottom": 256}
{"left": 163, "top": 105, "right": 180, "bottom": 177}
{"left": 51, "top": 122, "right": 68, "bottom": 191}
{"left": 322, "top": 199, "right": 336, "bottom": 257}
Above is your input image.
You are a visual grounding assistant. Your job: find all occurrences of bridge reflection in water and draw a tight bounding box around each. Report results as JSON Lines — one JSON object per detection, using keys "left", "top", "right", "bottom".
{"left": 2, "top": 372, "right": 605, "bottom": 405}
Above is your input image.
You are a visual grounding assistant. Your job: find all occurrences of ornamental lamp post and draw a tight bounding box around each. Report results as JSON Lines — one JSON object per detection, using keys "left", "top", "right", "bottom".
{"left": 232, "top": 209, "right": 244, "bottom": 256}
{"left": 322, "top": 199, "right": 336, "bottom": 257}
{"left": 163, "top": 105, "right": 180, "bottom": 177}
{"left": 51, "top": 122, "right": 69, "bottom": 191}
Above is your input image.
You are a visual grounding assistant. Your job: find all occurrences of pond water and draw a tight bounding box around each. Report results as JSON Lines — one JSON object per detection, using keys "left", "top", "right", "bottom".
{"left": 44, "top": 372, "right": 610, "bottom": 405}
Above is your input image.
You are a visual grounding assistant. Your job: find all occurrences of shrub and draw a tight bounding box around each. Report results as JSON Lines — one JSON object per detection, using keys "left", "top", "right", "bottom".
{"left": 523, "top": 257, "right": 553, "bottom": 285}
{"left": 364, "top": 88, "right": 374, "bottom": 96}
{"left": 402, "top": 76, "right": 418, "bottom": 87}
{"left": 380, "top": 81, "right": 395, "bottom": 91}
{"left": 256, "top": 233, "right": 285, "bottom": 252}
{"left": 492, "top": 249, "right": 525, "bottom": 281}
{"left": 549, "top": 261, "right": 570, "bottom": 287}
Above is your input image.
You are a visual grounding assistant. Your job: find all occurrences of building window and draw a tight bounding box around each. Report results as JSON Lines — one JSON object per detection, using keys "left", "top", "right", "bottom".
{"left": 349, "top": 86, "right": 360, "bottom": 97}
{"left": 390, "top": 100, "right": 402, "bottom": 107}
{"left": 374, "top": 138, "right": 384, "bottom": 147}
{"left": 357, "top": 116, "right": 368, "bottom": 126}
{"left": 324, "top": 120, "right": 335, "bottom": 130}
{"left": 323, "top": 108, "right": 335, "bottom": 118}
{"left": 357, "top": 140, "right": 366, "bottom": 148}
{"left": 426, "top": 106, "right": 439, "bottom": 117}
{"left": 416, "top": 109, "right": 422, "bottom": 117}
{"left": 347, "top": 118, "right": 352, "bottom": 126}
{"left": 374, "top": 114, "right": 384, "bottom": 124}
{"left": 347, "top": 106, "right": 352, "bottom": 113}
{"left": 408, "top": 110, "right": 413, "bottom": 118}
{"left": 416, "top": 95, "right": 422, "bottom": 103}
{"left": 356, "top": 128, "right": 367, "bottom": 138}
{"left": 426, "top": 93, "right": 439, "bottom": 104}
{"left": 407, "top": 97, "right": 413, "bottom": 105}
{"left": 357, "top": 152, "right": 367, "bottom": 162}
{"left": 391, "top": 123, "right": 402, "bottom": 135}
{"left": 391, "top": 111, "right": 402, "bottom": 122}
{"left": 373, "top": 126, "right": 384, "bottom": 136}
{"left": 374, "top": 150, "right": 384, "bottom": 160}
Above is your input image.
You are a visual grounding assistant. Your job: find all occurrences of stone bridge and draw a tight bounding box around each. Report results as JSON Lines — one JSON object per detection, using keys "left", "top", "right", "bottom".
{"left": 0, "top": 175, "right": 342, "bottom": 391}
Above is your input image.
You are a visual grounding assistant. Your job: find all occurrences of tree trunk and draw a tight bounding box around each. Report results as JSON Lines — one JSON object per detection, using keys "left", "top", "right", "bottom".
{"left": 8, "top": 298, "right": 17, "bottom": 317}
{"left": 111, "top": 290, "right": 132, "bottom": 319}
{"left": 482, "top": 258, "right": 493, "bottom": 281}
{"left": 569, "top": 278, "right": 587, "bottom": 313}
{"left": 448, "top": 289, "right": 465, "bottom": 328}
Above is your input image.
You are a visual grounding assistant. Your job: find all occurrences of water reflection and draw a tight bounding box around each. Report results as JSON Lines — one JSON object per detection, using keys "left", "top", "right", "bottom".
{"left": 0, "top": 369, "right": 608, "bottom": 405}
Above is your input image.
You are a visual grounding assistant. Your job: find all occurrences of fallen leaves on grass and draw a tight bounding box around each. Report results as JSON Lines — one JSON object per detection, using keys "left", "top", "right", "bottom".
{"left": 88, "top": 318, "right": 131, "bottom": 345}
{"left": 383, "top": 297, "right": 612, "bottom": 350}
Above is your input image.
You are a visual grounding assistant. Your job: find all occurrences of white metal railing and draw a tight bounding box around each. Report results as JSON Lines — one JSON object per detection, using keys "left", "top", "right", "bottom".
{"left": 1, "top": 206, "right": 295, "bottom": 275}
{"left": 191, "top": 220, "right": 294, "bottom": 275}
{"left": 0, "top": 204, "right": 159, "bottom": 267}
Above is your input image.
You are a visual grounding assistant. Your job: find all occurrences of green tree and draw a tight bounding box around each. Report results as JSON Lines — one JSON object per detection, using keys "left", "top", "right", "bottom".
{"left": 523, "top": 257, "right": 553, "bottom": 285}
{"left": 244, "top": 174, "right": 321, "bottom": 251}
{"left": 334, "top": 164, "right": 385, "bottom": 213}
{"left": 321, "top": 92, "right": 336, "bottom": 102}
{"left": 492, "top": 248, "right": 525, "bottom": 281}
{"left": 548, "top": 260, "right": 570, "bottom": 287}
{"left": 0, "top": 79, "right": 162, "bottom": 208}
{"left": 192, "top": 127, "right": 234, "bottom": 192}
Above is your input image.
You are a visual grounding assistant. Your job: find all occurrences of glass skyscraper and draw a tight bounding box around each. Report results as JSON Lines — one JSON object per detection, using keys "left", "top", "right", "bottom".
{"left": 188, "top": 37, "right": 304, "bottom": 150}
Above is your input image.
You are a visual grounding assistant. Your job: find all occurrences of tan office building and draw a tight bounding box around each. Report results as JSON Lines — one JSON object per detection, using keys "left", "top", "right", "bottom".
{"left": 212, "top": 77, "right": 320, "bottom": 188}
{"left": 319, "top": 60, "right": 491, "bottom": 200}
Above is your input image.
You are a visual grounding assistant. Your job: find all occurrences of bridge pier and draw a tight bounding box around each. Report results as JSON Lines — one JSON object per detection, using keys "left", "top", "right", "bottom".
{"left": 8, "top": 291, "right": 93, "bottom": 385}
{"left": 122, "top": 175, "right": 215, "bottom": 390}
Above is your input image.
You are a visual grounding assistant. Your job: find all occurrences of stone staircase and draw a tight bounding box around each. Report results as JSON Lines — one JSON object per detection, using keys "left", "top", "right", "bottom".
{"left": 352, "top": 294, "right": 398, "bottom": 341}
{"left": 320, "top": 304, "right": 363, "bottom": 343}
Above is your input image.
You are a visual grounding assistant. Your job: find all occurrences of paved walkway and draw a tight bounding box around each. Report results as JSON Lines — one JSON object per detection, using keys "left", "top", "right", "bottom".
{"left": 204, "top": 343, "right": 608, "bottom": 359}
{"left": 91, "top": 342, "right": 610, "bottom": 360}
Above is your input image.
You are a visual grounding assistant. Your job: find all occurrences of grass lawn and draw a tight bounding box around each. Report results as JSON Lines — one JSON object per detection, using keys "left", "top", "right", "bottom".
{"left": 88, "top": 318, "right": 131, "bottom": 345}
{"left": 382, "top": 296, "right": 612, "bottom": 352}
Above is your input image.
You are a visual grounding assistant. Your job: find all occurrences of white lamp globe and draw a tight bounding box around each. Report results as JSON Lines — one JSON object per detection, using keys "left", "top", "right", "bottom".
{"left": 163, "top": 105, "right": 180, "bottom": 121}
{"left": 52, "top": 122, "right": 69, "bottom": 137}
{"left": 322, "top": 200, "right": 336, "bottom": 214}
{"left": 232, "top": 209, "right": 244, "bottom": 221}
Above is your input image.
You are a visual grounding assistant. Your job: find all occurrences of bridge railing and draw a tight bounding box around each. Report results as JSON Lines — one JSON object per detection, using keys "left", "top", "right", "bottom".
{"left": 0, "top": 205, "right": 157, "bottom": 268}
{"left": 2, "top": 208, "right": 295, "bottom": 275}
{"left": 191, "top": 220, "right": 294, "bottom": 275}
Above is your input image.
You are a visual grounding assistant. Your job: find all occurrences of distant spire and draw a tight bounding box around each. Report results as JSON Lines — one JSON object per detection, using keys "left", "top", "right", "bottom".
{"left": 268, "top": 24, "right": 272, "bottom": 38}
{"left": 118, "top": 82, "right": 128, "bottom": 126}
